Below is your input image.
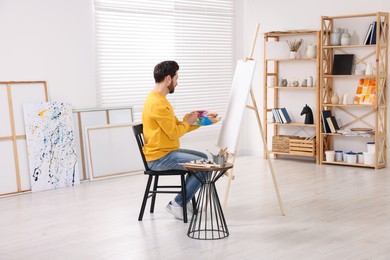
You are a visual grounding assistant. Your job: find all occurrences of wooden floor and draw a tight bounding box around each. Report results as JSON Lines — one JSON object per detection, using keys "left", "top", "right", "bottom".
{"left": 1, "top": 156, "right": 390, "bottom": 259}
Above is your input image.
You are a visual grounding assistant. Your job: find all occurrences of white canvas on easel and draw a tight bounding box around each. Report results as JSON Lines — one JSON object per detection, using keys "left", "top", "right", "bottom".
{"left": 217, "top": 60, "right": 257, "bottom": 153}
{"left": 216, "top": 24, "right": 285, "bottom": 215}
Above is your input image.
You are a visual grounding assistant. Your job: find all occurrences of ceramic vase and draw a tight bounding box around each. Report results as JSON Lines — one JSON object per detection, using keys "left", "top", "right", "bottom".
{"left": 331, "top": 93, "right": 339, "bottom": 104}
{"left": 341, "top": 29, "right": 351, "bottom": 45}
{"left": 330, "top": 27, "right": 341, "bottom": 46}
{"left": 342, "top": 94, "right": 349, "bottom": 105}
{"left": 365, "top": 63, "right": 373, "bottom": 75}
{"left": 307, "top": 76, "right": 313, "bottom": 87}
{"left": 306, "top": 45, "right": 316, "bottom": 59}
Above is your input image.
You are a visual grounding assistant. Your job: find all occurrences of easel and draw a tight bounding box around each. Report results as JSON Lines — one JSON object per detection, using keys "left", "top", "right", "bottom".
{"left": 222, "top": 24, "right": 285, "bottom": 216}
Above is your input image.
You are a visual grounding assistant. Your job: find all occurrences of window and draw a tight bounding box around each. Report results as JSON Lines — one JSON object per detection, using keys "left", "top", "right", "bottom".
{"left": 94, "top": 0, "right": 234, "bottom": 136}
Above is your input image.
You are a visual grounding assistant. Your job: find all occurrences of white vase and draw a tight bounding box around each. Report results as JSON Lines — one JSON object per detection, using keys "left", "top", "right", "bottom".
{"left": 330, "top": 27, "right": 341, "bottom": 46}
{"left": 342, "top": 94, "right": 349, "bottom": 104}
{"left": 307, "top": 76, "right": 313, "bottom": 87}
{"left": 365, "top": 63, "right": 373, "bottom": 75}
{"left": 306, "top": 45, "right": 316, "bottom": 59}
{"left": 341, "top": 29, "right": 351, "bottom": 45}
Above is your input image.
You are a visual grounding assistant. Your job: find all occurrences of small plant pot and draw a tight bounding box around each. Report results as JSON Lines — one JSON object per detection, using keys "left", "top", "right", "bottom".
{"left": 289, "top": 51, "right": 298, "bottom": 59}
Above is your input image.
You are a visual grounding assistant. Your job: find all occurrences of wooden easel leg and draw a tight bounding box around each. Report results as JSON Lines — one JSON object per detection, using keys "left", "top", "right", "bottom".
{"left": 248, "top": 88, "right": 285, "bottom": 216}
{"left": 222, "top": 23, "right": 285, "bottom": 215}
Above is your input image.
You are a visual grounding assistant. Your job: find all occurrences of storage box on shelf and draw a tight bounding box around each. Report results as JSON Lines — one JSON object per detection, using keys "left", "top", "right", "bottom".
{"left": 263, "top": 30, "right": 320, "bottom": 162}
{"left": 319, "top": 12, "right": 388, "bottom": 169}
{"left": 272, "top": 135, "right": 316, "bottom": 156}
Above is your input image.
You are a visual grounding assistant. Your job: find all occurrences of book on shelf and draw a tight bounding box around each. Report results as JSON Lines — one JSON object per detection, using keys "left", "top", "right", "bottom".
{"left": 363, "top": 23, "right": 373, "bottom": 45}
{"left": 279, "top": 108, "right": 292, "bottom": 123}
{"left": 321, "top": 110, "right": 332, "bottom": 133}
{"left": 353, "top": 78, "right": 376, "bottom": 105}
{"left": 272, "top": 108, "right": 291, "bottom": 123}
{"left": 332, "top": 54, "right": 354, "bottom": 75}
{"left": 326, "top": 116, "right": 340, "bottom": 133}
{"left": 272, "top": 108, "right": 281, "bottom": 123}
{"left": 369, "top": 21, "right": 377, "bottom": 45}
{"left": 277, "top": 108, "right": 287, "bottom": 123}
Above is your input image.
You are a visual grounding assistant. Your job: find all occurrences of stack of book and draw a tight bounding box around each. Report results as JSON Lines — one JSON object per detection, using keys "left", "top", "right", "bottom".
{"left": 321, "top": 110, "right": 340, "bottom": 133}
{"left": 272, "top": 108, "right": 291, "bottom": 124}
{"left": 363, "top": 21, "right": 378, "bottom": 45}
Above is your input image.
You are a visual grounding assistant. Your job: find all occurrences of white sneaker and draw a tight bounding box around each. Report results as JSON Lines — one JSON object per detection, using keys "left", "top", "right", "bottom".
{"left": 187, "top": 201, "right": 194, "bottom": 214}
{"left": 166, "top": 202, "right": 184, "bottom": 220}
{"left": 166, "top": 202, "right": 194, "bottom": 220}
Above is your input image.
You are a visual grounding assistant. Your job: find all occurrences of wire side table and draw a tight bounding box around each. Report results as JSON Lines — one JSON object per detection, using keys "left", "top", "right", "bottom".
{"left": 182, "top": 163, "right": 233, "bottom": 240}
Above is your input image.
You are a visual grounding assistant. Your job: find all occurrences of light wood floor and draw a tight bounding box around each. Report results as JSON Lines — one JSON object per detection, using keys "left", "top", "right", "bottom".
{"left": 1, "top": 156, "right": 390, "bottom": 260}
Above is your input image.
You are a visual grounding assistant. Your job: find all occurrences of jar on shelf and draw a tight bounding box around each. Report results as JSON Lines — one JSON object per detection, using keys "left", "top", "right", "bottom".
{"left": 306, "top": 45, "right": 316, "bottom": 59}
{"left": 330, "top": 27, "right": 341, "bottom": 46}
{"left": 331, "top": 92, "right": 339, "bottom": 104}
{"left": 341, "top": 29, "right": 351, "bottom": 45}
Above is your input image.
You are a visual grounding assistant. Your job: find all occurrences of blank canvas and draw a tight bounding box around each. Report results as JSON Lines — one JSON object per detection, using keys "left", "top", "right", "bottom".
{"left": 217, "top": 60, "right": 257, "bottom": 153}
{"left": 86, "top": 124, "right": 143, "bottom": 179}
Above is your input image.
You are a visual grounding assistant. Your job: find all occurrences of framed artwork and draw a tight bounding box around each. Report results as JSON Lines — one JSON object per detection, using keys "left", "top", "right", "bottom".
{"left": 23, "top": 101, "right": 79, "bottom": 192}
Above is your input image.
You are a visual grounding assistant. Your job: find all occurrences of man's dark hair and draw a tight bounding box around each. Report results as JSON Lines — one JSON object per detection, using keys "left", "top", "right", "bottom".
{"left": 153, "top": 60, "right": 179, "bottom": 83}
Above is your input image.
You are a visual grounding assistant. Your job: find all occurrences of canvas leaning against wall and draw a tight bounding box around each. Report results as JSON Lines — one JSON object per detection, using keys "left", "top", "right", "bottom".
{"left": 23, "top": 101, "right": 79, "bottom": 192}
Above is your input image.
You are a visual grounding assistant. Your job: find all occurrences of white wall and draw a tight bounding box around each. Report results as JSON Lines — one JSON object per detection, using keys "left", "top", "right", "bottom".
{"left": 0, "top": 0, "right": 96, "bottom": 108}
{"left": 239, "top": 0, "right": 390, "bottom": 160}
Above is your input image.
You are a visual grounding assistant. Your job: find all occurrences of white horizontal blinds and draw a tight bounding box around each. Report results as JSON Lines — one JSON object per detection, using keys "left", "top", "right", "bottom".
{"left": 94, "top": 0, "right": 234, "bottom": 124}
{"left": 169, "top": 0, "right": 234, "bottom": 126}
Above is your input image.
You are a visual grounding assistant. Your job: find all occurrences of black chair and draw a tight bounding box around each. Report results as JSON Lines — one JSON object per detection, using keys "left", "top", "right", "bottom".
{"left": 132, "top": 124, "right": 195, "bottom": 223}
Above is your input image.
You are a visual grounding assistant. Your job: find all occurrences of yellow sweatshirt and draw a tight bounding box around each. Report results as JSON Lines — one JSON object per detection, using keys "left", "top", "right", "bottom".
{"left": 142, "top": 91, "right": 199, "bottom": 162}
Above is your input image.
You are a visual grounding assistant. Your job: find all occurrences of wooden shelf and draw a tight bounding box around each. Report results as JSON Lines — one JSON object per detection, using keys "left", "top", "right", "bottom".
{"left": 263, "top": 30, "right": 321, "bottom": 163}
{"left": 321, "top": 133, "right": 374, "bottom": 137}
{"left": 267, "top": 86, "right": 316, "bottom": 90}
{"left": 265, "top": 31, "right": 318, "bottom": 37}
{"left": 322, "top": 13, "right": 382, "bottom": 20}
{"left": 267, "top": 58, "right": 316, "bottom": 62}
{"left": 272, "top": 151, "right": 316, "bottom": 157}
{"left": 322, "top": 74, "right": 376, "bottom": 78}
{"left": 321, "top": 161, "right": 378, "bottom": 168}
{"left": 322, "top": 44, "right": 376, "bottom": 49}
{"left": 321, "top": 103, "right": 375, "bottom": 107}
{"left": 319, "top": 12, "right": 388, "bottom": 169}
{"left": 267, "top": 122, "right": 316, "bottom": 127}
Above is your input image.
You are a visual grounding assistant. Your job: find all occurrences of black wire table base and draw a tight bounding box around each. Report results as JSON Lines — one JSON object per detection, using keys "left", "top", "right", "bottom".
{"left": 187, "top": 168, "right": 230, "bottom": 240}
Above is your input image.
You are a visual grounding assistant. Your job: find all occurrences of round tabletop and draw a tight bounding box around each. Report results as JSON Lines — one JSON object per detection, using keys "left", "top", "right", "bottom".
{"left": 182, "top": 162, "right": 233, "bottom": 172}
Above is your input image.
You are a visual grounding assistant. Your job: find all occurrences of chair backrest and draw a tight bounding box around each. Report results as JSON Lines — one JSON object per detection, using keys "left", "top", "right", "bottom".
{"left": 132, "top": 124, "right": 151, "bottom": 171}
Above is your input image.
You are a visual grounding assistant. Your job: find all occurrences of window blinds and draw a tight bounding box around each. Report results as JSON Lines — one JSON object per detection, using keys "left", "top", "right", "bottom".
{"left": 94, "top": 0, "right": 234, "bottom": 133}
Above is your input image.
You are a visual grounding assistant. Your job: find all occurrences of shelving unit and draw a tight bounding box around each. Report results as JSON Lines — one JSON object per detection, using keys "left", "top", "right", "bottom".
{"left": 263, "top": 31, "right": 321, "bottom": 163}
{"left": 319, "top": 12, "right": 388, "bottom": 169}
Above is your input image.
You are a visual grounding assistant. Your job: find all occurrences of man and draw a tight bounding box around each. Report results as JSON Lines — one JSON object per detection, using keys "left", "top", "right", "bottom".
{"left": 142, "top": 60, "right": 216, "bottom": 220}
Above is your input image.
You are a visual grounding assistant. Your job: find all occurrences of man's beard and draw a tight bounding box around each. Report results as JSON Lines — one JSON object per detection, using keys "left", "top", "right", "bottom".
{"left": 168, "top": 82, "right": 175, "bottom": 94}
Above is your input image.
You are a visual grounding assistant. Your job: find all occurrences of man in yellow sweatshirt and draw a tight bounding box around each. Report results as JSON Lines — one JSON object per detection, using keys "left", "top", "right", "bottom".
{"left": 142, "top": 60, "right": 212, "bottom": 220}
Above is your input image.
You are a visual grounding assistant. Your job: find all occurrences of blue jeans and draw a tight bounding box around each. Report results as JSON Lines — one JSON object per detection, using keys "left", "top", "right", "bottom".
{"left": 148, "top": 149, "right": 208, "bottom": 206}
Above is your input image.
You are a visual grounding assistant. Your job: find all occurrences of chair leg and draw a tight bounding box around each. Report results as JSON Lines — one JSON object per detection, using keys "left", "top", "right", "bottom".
{"left": 181, "top": 174, "right": 188, "bottom": 223}
{"left": 138, "top": 175, "right": 153, "bottom": 221}
{"left": 150, "top": 175, "right": 159, "bottom": 213}
{"left": 191, "top": 197, "right": 196, "bottom": 212}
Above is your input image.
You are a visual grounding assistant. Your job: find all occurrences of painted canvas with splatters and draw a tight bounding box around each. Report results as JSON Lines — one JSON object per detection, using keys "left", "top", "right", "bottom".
{"left": 23, "top": 101, "right": 79, "bottom": 192}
